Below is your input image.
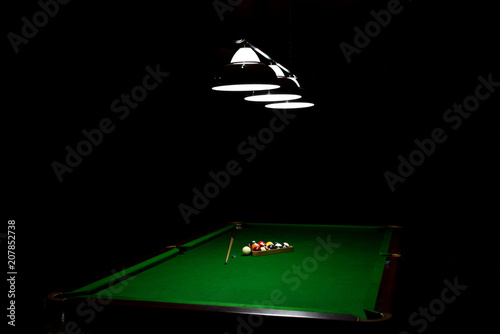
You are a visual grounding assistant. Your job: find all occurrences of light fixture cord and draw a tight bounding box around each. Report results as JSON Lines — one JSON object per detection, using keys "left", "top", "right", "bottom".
{"left": 242, "top": 0, "right": 247, "bottom": 40}
{"left": 288, "top": 0, "right": 293, "bottom": 69}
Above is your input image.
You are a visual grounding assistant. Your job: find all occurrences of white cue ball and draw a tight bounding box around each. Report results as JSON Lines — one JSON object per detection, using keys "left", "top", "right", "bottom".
{"left": 242, "top": 246, "right": 251, "bottom": 255}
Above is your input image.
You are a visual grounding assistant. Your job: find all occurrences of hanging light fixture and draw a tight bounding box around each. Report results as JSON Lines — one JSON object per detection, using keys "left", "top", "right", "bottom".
{"left": 238, "top": 40, "right": 314, "bottom": 109}
{"left": 262, "top": 68, "right": 314, "bottom": 109}
{"left": 212, "top": 39, "right": 314, "bottom": 109}
{"left": 212, "top": 45, "right": 280, "bottom": 92}
{"left": 244, "top": 64, "right": 302, "bottom": 102}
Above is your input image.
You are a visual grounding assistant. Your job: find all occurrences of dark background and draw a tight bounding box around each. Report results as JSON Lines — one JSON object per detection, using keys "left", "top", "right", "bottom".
{"left": 4, "top": 0, "right": 499, "bottom": 333}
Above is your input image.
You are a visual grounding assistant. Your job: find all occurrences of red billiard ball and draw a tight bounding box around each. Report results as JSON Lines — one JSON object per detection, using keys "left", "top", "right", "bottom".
{"left": 258, "top": 241, "right": 266, "bottom": 247}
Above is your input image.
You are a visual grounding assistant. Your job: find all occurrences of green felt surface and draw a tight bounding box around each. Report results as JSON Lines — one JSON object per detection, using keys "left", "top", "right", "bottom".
{"left": 66, "top": 223, "right": 393, "bottom": 319}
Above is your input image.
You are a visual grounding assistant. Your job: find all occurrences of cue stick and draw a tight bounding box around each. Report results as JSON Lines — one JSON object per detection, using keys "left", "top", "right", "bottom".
{"left": 225, "top": 227, "right": 236, "bottom": 265}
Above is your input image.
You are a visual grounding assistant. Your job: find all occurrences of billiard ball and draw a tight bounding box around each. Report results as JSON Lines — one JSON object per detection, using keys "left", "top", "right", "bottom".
{"left": 251, "top": 240, "right": 257, "bottom": 245}
{"left": 251, "top": 244, "right": 260, "bottom": 251}
{"left": 260, "top": 246, "right": 267, "bottom": 251}
{"left": 267, "top": 244, "right": 275, "bottom": 250}
{"left": 242, "top": 246, "right": 251, "bottom": 255}
{"left": 274, "top": 242, "right": 282, "bottom": 249}
{"left": 258, "top": 241, "right": 266, "bottom": 247}
{"left": 266, "top": 241, "right": 273, "bottom": 246}
{"left": 283, "top": 242, "right": 290, "bottom": 248}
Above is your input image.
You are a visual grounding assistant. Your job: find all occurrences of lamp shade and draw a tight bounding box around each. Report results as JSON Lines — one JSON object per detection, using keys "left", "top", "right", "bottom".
{"left": 265, "top": 101, "right": 315, "bottom": 109}
{"left": 268, "top": 64, "right": 286, "bottom": 78}
{"left": 212, "top": 63, "right": 280, "bottom": 92}
{"left": 245, "top": 93, "right": 301, "bottom": 102}
{"left": 230, "top": 47, "right": 260, "bottom": 63}
{"left": 244, "top": 69, "right": 302, "bottom": 102}
{"left": 212, "top": 47, "right": 280, "bottom": 92}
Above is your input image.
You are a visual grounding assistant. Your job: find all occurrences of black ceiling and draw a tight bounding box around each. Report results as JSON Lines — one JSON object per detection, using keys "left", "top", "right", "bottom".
{"left": 6, "top": 0, "right": 499, "bottom": 239}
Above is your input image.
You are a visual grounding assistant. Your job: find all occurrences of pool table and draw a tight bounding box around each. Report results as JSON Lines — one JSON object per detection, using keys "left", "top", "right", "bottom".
{"left": 49, "top": 223, "right": 401, "bottom": 325}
